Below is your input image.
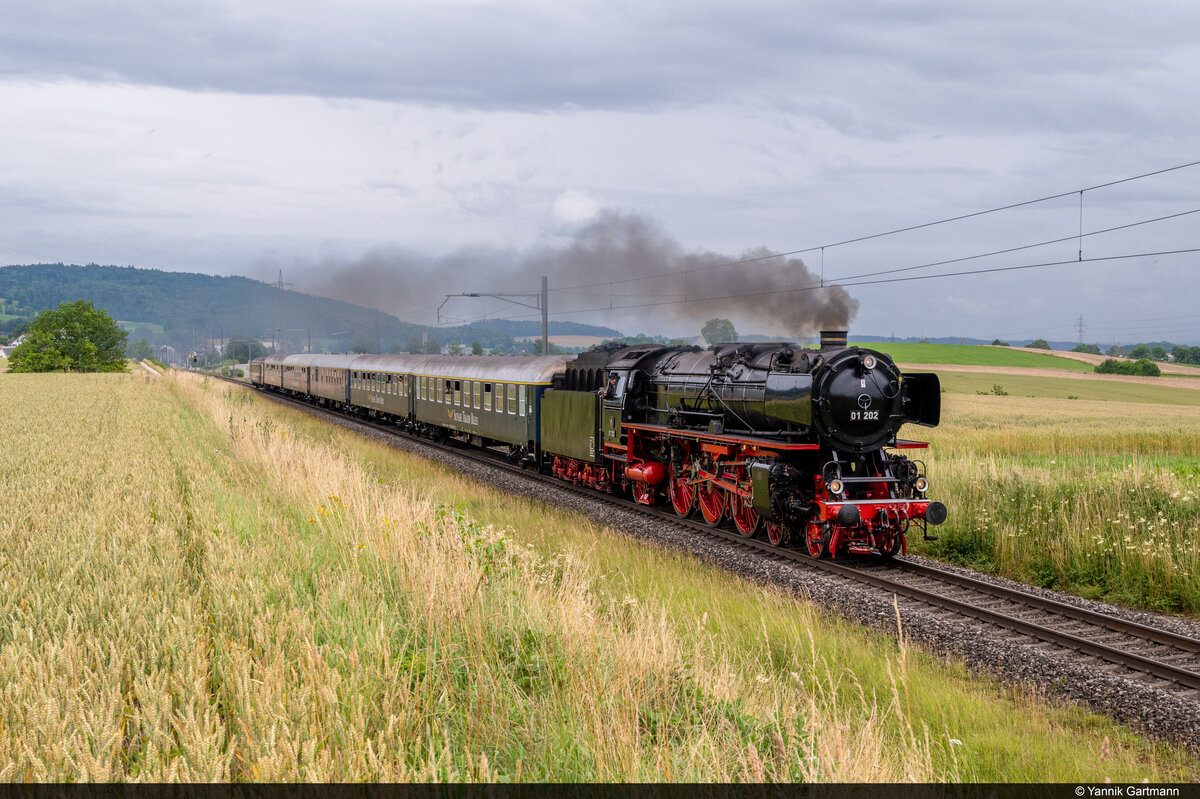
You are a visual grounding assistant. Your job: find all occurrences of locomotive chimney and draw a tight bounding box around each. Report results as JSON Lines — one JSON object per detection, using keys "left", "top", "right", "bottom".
{"left": 820, "top": 330, "right": 847, "bottom": 349}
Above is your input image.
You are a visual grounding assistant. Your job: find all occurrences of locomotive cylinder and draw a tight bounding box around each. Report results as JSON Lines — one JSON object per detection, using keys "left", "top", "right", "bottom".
{"left": 625, "top": 462, "right": 667, "bottom": 485}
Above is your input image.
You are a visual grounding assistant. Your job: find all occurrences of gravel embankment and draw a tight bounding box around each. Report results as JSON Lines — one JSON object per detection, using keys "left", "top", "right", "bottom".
{"left": 295, "top": 401, "right": 1200, "bottom": 753}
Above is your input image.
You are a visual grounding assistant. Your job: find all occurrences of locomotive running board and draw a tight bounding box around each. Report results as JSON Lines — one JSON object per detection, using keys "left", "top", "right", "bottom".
{"left": 621, "top": 422, "right": 820, "bottom": 451}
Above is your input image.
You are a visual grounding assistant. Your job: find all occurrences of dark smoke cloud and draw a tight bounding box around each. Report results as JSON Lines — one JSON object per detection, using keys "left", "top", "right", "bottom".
{"left": 293, "top": 210, "right": 857, "bottom": 337}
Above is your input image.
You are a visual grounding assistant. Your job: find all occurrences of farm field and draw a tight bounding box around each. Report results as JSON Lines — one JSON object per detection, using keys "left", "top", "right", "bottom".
{"left": 858, "top": 342, "right": 1094, "bottom": 372}
{"left": 0, "top": 371, "right": 1193, "bottom": 781}
{"left": 909, "top": 378, "right": 1200, "bottom": 614}
{"left": 936, "top": 371, "right": 1200, "bottom": 406}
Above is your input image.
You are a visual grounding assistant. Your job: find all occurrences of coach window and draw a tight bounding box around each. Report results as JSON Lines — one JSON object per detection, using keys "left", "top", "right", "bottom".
{"left": 507, "top": 383, "right": 516, "bottom": 414}
{"left": 453, "top": 380, "right": 462, "bottom": 405}
{"left": 473, "top": 381, "right": 481, "bottom": 409}
{"left": 519, "top": 387, "right": 527, "bottom": 417}
{"left": 483, "top": 383, "right": 492, "bottom": 411}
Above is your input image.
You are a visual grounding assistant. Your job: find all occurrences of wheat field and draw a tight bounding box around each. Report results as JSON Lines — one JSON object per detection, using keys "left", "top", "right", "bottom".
{"left": 913, "top": 393, "right": 1200, "bottom": 613}
{"left": 0, "top": 370, "right": 1192, "bottom": 781}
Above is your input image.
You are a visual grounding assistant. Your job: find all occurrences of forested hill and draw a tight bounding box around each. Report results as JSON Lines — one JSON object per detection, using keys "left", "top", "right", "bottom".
{"left": 0, "top": 263, "right": 620, "bottom": 353}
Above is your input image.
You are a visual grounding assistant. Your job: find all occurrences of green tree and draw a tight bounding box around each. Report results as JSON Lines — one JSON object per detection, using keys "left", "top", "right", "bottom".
{"left": 424, "top": 337, "right": 441, "bottom": 354}
{"left": 406, "top": 335, "right": 424, "bottom": 354}
{"left": 1071, "top": 343, "right": 1101, "bottom": 355}
{"left": 701, "top": 318, "right": 737, "bottom": 345}
{"left": 8, "top": 300, "right": 128, "bottom": 373}
{"left": 471, "top": 340, "right": 483, "bottom": 355}
{"left": 1172, "top": 345, "right": 1200, "bottom": 365}
{"left": 128, "top": 338, "right": 154, "bottom": 360}
{"left": 1150, "top": 345, "right": 1168, "bottom": 362}
{"left": 1028, "top": 339, "right": 1050, "bottom": 349}
{"left": 991, "top": 339, "right": 1010, "bottom": 346}
{"left": 227, "top": 335, "right": 268, "bottom": 362}
{"left": 3, "top": 318, "right": 31, "bottom": 343}
{"left": 447, "top": 340, "right": 463, "bottom": 355}
{"left": 1129, "top": 344, "right": 1151, "bottom": 360}
{"left": 1107, "top": 344, "right": 1124, "bottom": 357}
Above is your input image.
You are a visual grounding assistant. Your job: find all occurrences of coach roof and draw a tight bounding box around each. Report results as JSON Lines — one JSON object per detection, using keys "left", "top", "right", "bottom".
{"left": 351, "top": 354, "right": 572, "bottom": 384}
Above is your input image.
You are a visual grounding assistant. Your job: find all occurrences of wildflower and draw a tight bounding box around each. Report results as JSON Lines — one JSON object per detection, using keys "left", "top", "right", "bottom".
{"left": 950, "top": 739, "right": 963, "bottom": 747}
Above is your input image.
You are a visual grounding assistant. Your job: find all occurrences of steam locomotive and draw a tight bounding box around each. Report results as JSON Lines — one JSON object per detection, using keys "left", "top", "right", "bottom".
{"left": 250, "top": 330, "right": 945, "bottom": 558}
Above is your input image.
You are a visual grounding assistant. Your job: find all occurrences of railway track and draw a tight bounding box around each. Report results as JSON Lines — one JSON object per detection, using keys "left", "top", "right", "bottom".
{"left": 224, "top": 376, "right": 1200, "bottom": 698}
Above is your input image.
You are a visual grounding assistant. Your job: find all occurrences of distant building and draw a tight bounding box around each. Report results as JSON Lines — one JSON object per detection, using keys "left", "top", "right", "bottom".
{"left": 1, "top": 334, "right": 26, "bottom": 358}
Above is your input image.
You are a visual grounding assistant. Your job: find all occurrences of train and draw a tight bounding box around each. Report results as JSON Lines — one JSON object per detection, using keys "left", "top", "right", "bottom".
{"left": 249, "top": 330, "right": 946, "bottom": 558}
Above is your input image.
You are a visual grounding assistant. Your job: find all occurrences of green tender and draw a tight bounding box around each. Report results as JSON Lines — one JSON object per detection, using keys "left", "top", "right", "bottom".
{"left": 541, "top": 389, "right": 602, "bottom": 463}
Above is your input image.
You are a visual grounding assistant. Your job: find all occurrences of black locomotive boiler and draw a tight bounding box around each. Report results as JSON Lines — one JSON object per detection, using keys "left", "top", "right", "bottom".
{"left": 251, "top": 329, "right": 945, "bottom": 558}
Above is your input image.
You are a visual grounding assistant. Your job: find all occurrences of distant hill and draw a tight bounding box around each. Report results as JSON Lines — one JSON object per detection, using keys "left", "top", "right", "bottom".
{"left": 0, "top": 263, "right": 621, "bottom": 355}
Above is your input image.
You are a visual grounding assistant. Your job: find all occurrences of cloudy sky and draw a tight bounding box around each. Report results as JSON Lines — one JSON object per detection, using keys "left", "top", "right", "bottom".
{"left": 2, "top": 0, "right": 1198, "bottom": 343}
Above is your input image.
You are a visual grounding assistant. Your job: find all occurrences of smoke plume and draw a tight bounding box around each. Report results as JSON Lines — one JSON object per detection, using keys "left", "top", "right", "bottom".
{"left": 293, "top": 210, "right": 858, "bottom": 337}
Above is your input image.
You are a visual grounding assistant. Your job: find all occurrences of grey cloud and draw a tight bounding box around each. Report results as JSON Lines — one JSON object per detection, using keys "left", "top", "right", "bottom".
{"left": 2, "top": 0, "right": 1196, "bottom": 131}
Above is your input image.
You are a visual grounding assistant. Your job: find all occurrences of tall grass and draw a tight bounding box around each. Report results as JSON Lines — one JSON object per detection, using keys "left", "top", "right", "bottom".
{"left": 913, "top": 394, "right": 1200, "bottom": 613}
{"left": 0, "top": 372, "right": 1192, "bottom": 780}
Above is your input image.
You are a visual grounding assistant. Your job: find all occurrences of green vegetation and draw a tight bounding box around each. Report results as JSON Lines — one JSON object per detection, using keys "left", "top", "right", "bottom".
{"left": 0, "top": 371, "right": 1190, "bottom": 780}
{"left": 910, "top": 393, "right": 1200, "bottom": 614}
{"left": 1095, "top": 358, "right": 1161, "bottom": 377}
{"left": 701, "top": 318, "right": 738, "bottom": 345}
{"left": 7, "top": 299, "right": 128, "bottom": 372}
{"left": 860, "top": 342, "right": 1093, "bottom": 371}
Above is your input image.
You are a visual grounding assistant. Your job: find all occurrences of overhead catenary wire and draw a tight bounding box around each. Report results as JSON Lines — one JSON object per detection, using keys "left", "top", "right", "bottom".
{"left": 549, "top": 159, "right": 1200, "bottom": 294}
{"left": 443, "top": 247, "right": 1200, "bottom": 327}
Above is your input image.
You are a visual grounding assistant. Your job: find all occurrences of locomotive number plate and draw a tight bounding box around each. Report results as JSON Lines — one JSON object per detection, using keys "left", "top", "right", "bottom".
{"left": 849, "top": 410, "right": 879, "bottom": 421}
